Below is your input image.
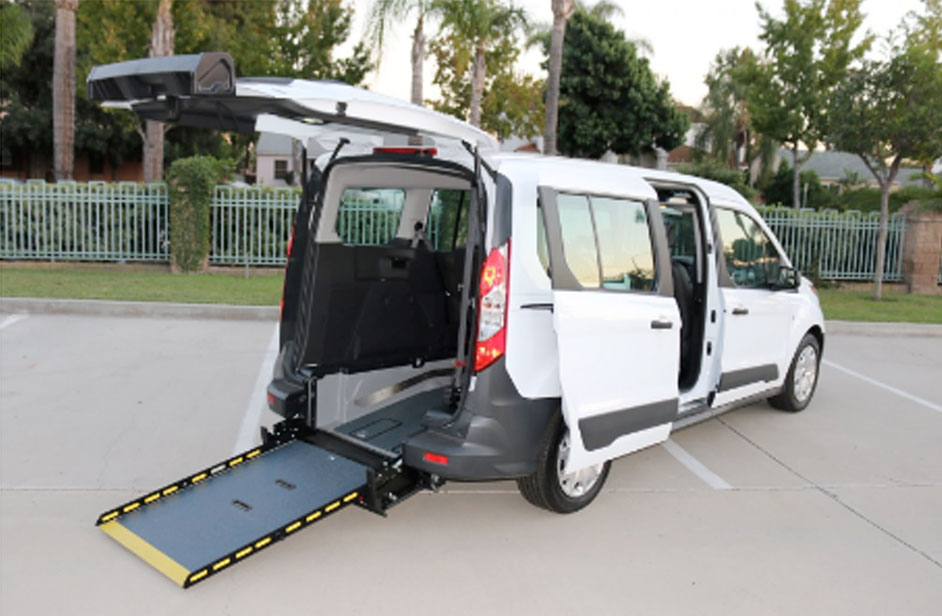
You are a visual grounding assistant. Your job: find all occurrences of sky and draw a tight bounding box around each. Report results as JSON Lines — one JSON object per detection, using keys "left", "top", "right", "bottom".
{"left": 341, "top": 0, "right": 926, "bottom": 108}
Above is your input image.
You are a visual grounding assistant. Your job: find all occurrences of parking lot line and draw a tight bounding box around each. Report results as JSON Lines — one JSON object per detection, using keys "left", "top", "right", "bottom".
{"left": 0, "top": 313, "right": 28, "bottom": 330}
{"left": 233, "top": 324, "right": 280, "bottom": 454}
{"left": 823, "top": 359, "right": 942, "bottom": 414}
{"left": 661, "top": 439, "right": 733, "bottom": 490}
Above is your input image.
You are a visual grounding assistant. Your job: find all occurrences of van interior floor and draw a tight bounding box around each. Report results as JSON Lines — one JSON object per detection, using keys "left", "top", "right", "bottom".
{"left": 333, "top": 388, "right": 449, "bottom": 455}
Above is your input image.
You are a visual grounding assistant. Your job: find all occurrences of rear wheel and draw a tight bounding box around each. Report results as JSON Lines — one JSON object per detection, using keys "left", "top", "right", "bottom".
{"left": 517, "top": 421, "right": 610, "bottom": 513}
{"left": 769, "top": 333, "right": 821, "bottom": 413}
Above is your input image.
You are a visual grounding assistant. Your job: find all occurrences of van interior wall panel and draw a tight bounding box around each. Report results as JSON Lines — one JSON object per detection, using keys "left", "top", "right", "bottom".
{"left": 316, "top": 360, "right": 452, "bottom": 428}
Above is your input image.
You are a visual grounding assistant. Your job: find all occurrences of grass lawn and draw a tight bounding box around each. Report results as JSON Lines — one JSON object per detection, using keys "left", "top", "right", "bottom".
{"left": 0, "top": 265, "right": 283, "bottom": 305}
{"left": 2, "top": 265, "right": 940, "bottom": 323}
{"left": 816, "top": 288, "right": 942, "bottom": 324}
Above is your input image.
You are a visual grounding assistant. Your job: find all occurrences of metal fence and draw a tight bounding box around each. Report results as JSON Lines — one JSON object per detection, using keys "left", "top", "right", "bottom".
{"left": 209, "top": 185, "right": 298, "bottom": 266}
{"left": 756, "top": 206, "right": 907, "bottom": 282}
{"left": 0, "top": 180, "right": 923, "bottom": 282}
{"left": 0, "top": 180, "right": 169, "bottom": 261}
{"left": 0, "top": 180, "right": 301, "bottom": 266}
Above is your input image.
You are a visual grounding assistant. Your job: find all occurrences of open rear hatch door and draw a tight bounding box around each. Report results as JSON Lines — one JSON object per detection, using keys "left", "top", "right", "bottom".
{"left": 86, "top": 52, "right": 498, "bottom": 151}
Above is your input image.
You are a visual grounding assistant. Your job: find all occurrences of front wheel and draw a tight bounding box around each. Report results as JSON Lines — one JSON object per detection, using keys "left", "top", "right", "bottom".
{"left": 769, "top": 333, "right": 821, "bottom": 413}
{"left": 517, "top": 422, "right": 610, "bottom": 513}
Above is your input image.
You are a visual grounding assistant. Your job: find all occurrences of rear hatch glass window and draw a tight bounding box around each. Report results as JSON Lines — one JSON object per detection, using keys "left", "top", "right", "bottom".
{"left": 336, "top": 188, "right": 405, "bottom": 245}
{"left": 427, "top": 188, "right": 469, "bottom": 252}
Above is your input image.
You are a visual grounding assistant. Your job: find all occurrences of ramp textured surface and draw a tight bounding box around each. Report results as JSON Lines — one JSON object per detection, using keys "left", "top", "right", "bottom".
{"left": 101, "top": 440, "right": 367, "bottom": 585}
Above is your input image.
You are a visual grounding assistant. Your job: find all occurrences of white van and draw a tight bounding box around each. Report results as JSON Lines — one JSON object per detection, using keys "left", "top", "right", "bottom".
{"left": 270, "top": 149, "right": 825, "bottom": 513}
{"left": 89, "top": 53, "right": 825, "bottom": 586}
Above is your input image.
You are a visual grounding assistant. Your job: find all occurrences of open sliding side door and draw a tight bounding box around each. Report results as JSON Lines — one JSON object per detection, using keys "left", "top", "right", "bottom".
{"left": 539, "top": 187, "right": 680, "bottom": 472}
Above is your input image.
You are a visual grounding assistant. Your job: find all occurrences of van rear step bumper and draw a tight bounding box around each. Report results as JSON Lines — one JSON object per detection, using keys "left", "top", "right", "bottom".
{"left": 95, "top": 421, "right": 429, "bottom": 588}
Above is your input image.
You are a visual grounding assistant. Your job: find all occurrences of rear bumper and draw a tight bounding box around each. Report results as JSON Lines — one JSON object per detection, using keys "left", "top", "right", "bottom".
{"left": 403, "top": 357, "right": 557, "bottom": 481}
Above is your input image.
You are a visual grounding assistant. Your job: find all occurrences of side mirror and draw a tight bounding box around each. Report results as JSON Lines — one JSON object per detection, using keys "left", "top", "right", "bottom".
{"left": 774, "top": 265, "right": 800, "bottom": 290}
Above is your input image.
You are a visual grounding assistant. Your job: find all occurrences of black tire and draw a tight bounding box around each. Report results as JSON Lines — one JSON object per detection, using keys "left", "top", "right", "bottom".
{"left": 516, "top": 419, "right": 611, "bottom": 514}
{"left": 769, "top": 332, "right": 821, "bottom": 413}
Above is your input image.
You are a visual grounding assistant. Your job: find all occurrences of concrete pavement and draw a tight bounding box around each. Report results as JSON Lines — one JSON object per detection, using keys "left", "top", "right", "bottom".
{"left": 1, "top": 313, "right": 940, "bottom": 615}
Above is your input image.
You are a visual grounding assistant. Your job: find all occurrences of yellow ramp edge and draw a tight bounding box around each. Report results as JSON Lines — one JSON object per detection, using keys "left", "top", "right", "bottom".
{"left": 100, "top": 521, "right": 190, "bottom": 587}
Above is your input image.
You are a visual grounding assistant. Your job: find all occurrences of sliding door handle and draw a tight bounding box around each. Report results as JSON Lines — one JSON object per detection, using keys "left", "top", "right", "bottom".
{"left": 731, "top": 306, "right": 749, "bottom": 316}
{"left": 650, "top": 318, "right": 674, "bottom": 330}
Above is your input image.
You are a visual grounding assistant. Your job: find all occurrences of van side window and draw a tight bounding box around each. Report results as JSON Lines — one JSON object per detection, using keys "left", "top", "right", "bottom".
{"left": 715, "top": 207, "right": 781, "bottom": 288}
{"left": 592, "top": 197, "right": 656, "bottom": 292}
{"left": 557, "top": 193, "right": 601, "bottom": 288}
{"left": 336, "top": 188, "right": 405, "bottom": 245}
{"left": 426, "top": 188, "right": 468, "bottom": 251}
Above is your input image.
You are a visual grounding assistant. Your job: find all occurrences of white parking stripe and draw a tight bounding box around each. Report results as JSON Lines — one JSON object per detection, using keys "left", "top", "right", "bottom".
{"left": 823, "top": 359, "right": 942, "bottom": 414}
{"left": 662, "top": 439, "right": 733, "bottom": 490}
{"left": 0, "top": 314, "right": 28, "bottom": 331}
{"left": 233, "top": 325, "right": 281, "bottom": 454}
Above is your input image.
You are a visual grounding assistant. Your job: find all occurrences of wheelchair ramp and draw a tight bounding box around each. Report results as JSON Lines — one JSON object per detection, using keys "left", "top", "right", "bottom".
{"left": 96, "top": 439, "right": 368, "bottom": 588}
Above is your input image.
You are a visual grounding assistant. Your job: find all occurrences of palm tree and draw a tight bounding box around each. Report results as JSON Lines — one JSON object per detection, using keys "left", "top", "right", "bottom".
{"left": 434, "top": 0, "right": 527, "bottom": 127}
{"left": 542, "top": 0, "right": 572, "bottom": 155}
{"left": 367, "top": 0, "right": 434, "bottom": 106}
{"left": 542, "top": 0, "right": 648, "bottom": 155}
{"left": 143, "top": 0, "right": 174, "bottom": 183}
{"left": 53, "top": 0, "right": 78, "bottom": 180}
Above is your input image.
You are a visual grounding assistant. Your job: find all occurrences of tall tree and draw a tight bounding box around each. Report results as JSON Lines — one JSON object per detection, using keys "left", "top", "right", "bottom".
{"left": 543, "top": 0, "right": 573, "bottom": 155}
{"left": 53, "top": 0, "right": 77, "bottom": 180}
{"left": 433, "top": 0, "right": 527, "bottom": 127}
{"left": 745, "top": 0, "right": 871, "bottom": 208}
{"left": 143, "top": 0, "right": 173, "bottom": 183}
{"left": 554, "top": 8, "right": 688, "bottom": 159}
{"left": 429, "top": 27, "right": 543, "bottom": 139}
{"left": 697, "top": 47, "right": 777, "bottom": 185}
{"left": 367, "top": 0, "right": 433, "bottom": 105}
{"left": 75, "top": 0, "right": 370, "bottom": 181}
{"left": 827, "top": 3, "right": 942, "bottom": 300}
{"left": 0, "top": 1, "right": 35, "bottom": 70}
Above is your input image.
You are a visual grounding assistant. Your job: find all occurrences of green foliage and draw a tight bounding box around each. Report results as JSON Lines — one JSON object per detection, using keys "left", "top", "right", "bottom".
{"left": 761, "top": 162, "right": 839, "bottom": 209}
{"left": 915, "top": 173, "right": 942, "bottom": 213}
{"left": 555, "top": 9, "right": 688, "bottom": 159}
{"left": 429, "top": 0, "right": 533, "bottom": 130}
{"left": 0, "top": 1, "right": 35, "bottom": 70}
{"left": 827, "top": 35, "right": 942, "bottom": 185}
{"left": 675, "top": 160, "right": 756, "bottom": 200}
{"left": 2, "top": 0, "right": 445, "bottom": 179}
{"left": 429, "top": 29, "right": 544, "bottom": 139}
{"left": 744, "top": 0, "right": 871, "bottom": 206}
{"left": 0, "top": 0, "right": 55, "bottom": 170}
{"left": 747, "top": 0, "right": 871, "bottom": 152}
{"left": 166, "top": 156, "right": 220, "bottom": 272}
{"left": 695, "top": 47, "right": 779, "bottom": 186}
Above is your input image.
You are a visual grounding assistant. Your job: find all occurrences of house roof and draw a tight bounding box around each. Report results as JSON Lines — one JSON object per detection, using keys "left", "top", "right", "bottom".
{"left": 784, "top": 149, "right": 924, "bottom": 185}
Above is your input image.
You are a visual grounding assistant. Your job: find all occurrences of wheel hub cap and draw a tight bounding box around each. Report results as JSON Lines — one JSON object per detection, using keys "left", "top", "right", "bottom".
{"left": 793, "top": 345, "right": 818, "bottom": 403}
{"left": 556, "top": 432, "right": 604, "bottom": 498}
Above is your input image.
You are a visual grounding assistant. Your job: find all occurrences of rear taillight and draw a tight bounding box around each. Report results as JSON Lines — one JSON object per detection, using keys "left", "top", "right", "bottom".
{"left": 286, "top": 225, "right": 295, "bottom": 259}
{"left": 474, "top": 242, "right": 509, "bottom": 372}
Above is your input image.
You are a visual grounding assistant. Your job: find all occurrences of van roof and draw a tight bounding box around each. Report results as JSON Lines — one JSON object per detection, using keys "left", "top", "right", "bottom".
{"left": 489, "top": 153, "right": 751, "bottom": 208}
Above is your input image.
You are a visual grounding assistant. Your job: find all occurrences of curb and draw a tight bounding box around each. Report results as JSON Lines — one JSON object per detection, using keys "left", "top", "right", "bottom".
{"left": 825, "top": 320, "right": 942, "bottom": 337}
{"left": 0, "top": 297, "right": 278, "bottom": 321}
{"left": 3, "top": 298, "right": 941, "bottom": 335}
